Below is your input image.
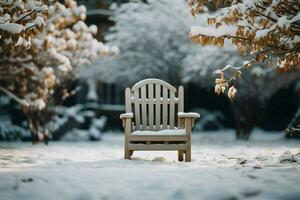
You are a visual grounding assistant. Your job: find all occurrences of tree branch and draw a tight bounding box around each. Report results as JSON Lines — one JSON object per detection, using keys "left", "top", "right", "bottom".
{"left": 0, "top": 86, "right": 29, "bottom": 107}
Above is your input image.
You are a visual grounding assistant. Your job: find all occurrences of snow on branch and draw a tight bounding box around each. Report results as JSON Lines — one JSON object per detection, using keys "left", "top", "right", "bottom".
{"left": 190, "top": 25, "right": 237, "bottom": 37}
{"left": 0, "top": 0, "right": 48, "bottom": 47}
{"left": 188, "top": 0, "right": 300, "bottom": 98}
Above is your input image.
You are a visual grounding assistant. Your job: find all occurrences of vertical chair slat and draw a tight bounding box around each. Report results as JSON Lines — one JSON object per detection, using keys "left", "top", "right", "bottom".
{"left": 148, "top": 84, "right": 154, "bottom": 130}
{"left": 125, "top": 88, "right": 131, "bottom": 113}
{"left": 155, "top": 84, "right": 161, "bottom": 130}
{"left": 141, "top": 85, "right": 147, "bottom": 130}
{"left": 134, "top": 89, "right": 140, "bottom": 130}
{"left": 169, "top": 91, "right": 175, "bottom": 129}
{"left": 178, "top": 86, "right": 184, "bottom": 128}
{"left": 125, "top": 88, "right": 132, "bottom": 130}
{"left": 178, "top": 86, "right": 184, "bottom": 113}
{"left": 162, "top": 86, "right": 168, "bottom": 129}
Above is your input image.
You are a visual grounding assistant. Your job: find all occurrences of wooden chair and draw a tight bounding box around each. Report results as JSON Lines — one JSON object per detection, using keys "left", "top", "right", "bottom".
{"left": 120, "top": 79, "right": 199, "bottom": 162}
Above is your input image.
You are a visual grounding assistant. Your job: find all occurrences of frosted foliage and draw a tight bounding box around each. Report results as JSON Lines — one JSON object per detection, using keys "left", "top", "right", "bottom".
{"left": 189, "top": 0, "right": 300, "bottom": 70}
{"left": 0, "top": 0, "right": 115, "bottom": 142}
{"left": 183, "top": 43, "right": 299, "bottom": 103}
{"left": 188, "top": 0, "right": 300, "bottom": 97}
{"left": 0, "top": 0, "right": 113, "bottom": 111}
{"left": 0, "top": 0, "right": 48, "bottom": 46}
{"left": 94, "top": 0, "right": 198, "bottom": 85}
{"left": 183, "top": 13, "right": 300, "bottom": 103}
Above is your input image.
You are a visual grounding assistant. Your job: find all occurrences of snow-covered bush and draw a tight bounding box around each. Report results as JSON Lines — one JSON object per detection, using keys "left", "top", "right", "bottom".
{"left": 0, "top": 0, "right": 115, "bottom": 143}
{"left": 0, "top": 119, "right": 30, "bottom": 140}
{"left": 94, "top": 0, "right": 196, "bottom": 86}
{"left": 48, "top": 104, "right": 107, "bottom": 141}
{"left": 0, "top": 96, "right": 30, "bottom": 140}
{"left": 192, "top": 108, "right": 225, "bottom": 131}
{"left": 188, "top": 0, "right": 300, "bottom": 98}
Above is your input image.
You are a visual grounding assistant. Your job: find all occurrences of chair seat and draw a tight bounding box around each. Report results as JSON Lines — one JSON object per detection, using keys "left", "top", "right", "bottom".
{"left": 131, "top": 129, "right": 186, "bottom": 136}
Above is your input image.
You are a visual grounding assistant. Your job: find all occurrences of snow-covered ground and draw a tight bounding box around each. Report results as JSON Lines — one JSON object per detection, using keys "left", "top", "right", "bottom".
{"left": 0, "top": 130, "right": 299, "bottom": 200}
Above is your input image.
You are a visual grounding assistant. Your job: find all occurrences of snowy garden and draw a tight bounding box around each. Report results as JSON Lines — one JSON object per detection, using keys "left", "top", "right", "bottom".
{"left": 0, "top": 0, "right": 300, "bottom": 200}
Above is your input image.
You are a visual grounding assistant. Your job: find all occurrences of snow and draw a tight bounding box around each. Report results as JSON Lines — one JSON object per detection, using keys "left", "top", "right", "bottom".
{"left": 277, "top": 12, "right": 300, "bottom": 28}
{"left": 120, "top": 113, "right": 133, "bottom": 119}
{"left": 0, "top": 120, "right": 30, "bottom": 140}
{"left": 15, "top": 37, "right": 25, "bottom": 46}
{"left": 251, "top": 67, "right": 265, "bottom": 76}
{"left": 86, "top": 79, "right": 98, "bottom": 101}
{"left": 178, "top": 112, "right": 200, "bottom": 118}
{"left": 255, "top": 25, "right": 276, "bottom": 39}
{"left": 1, "top": 0, "right": 13, "bottom": 6}
{"left": 48, "top": 48, "right": 72, "bottom": 72}
{"left": 88, "top": 25, "right": 97, "bottom": 34}
{"left": 0, "top": 14, "right": 10, "bottom": 23}
{"left": 33, "top": 16, "right": 45, "bottom": 27}
{"left": 0, "top": 130, "right": 299, "bottom": 200}
{"left": 25, "top": 0, "right": 36, "bottom": 10}
{"left": 192, "top": 108, "right": 225, "bottom": 131}
{"left": 243, "top": 0, "right": 257, "bottom": 9}
{"left": 190, "top": 25, "right": 237, "bottom": 37}
{"left": 31, "top": 98, "right": 45, "bottom": 110}
{"left": 42, "top": 67, "right": 54, "bottom": 75}
{"left": 0, "top": 23, "right": 23, "bottom": 34}
{"left": 110, "top": 46, "right": 120, "bottom": 55}
{"left": 279, "top": 150, "right": 298, "bottom": 163}
{"left": 36, "top": 5, "right": 48, "bottom": 12}
{"left": 132, "top": 129, "right": 186, "bottom": 136}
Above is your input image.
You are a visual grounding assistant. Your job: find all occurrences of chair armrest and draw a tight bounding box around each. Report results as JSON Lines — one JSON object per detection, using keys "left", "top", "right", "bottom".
{"left": 120, "top": 112, "right": 134, "bottom": 119}
{"left": 178, "top": 112, "right": 200, "bottom": 119}
{"left": 120, "top": 113, "right": 133, "bottom": 129}
{"left": 178, "top": 112, "right": 200, "bottom": 131}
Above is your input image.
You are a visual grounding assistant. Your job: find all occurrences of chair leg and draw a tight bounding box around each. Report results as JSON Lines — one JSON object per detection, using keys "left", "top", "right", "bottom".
{"left": 129, "top": 150, "right": 134, "bottom": 156}
{"left": 185, "top": 147, "right": 191, "bottom": 162}
{"left": 178, "top": 150, "right": 184, "bottom": 162}
{"left": 124, "top": 149, "right": 130, "bottom": 159}
{"left": 185, "top": 139, "right": 191, "bottom": 162}
{"left": 124, "top": 141, "right": 131, "bottom": 159}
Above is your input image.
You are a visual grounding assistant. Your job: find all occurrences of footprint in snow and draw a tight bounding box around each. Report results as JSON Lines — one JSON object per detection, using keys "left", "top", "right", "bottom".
{"left": 152, "top": 157, "right": 166, "bottom": 162}
{"left": 19, "top": 159, "right": 36, "bottom": 164}
{"left": 21, "top": 178, "right": 33, "bottom": 183}
{"left": 236, "top": 158, "right": 247, "bottom": 165}
{"left": 279, "top": 151, "right": 297, "bottom": 163}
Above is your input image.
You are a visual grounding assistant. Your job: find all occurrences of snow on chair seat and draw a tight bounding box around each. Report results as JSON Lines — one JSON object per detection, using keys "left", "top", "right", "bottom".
{"left": 132, "top": 129, "right": 186, "bottom": 136}
{"left": 120, "top": 78, "right": 200, "bottom": 162}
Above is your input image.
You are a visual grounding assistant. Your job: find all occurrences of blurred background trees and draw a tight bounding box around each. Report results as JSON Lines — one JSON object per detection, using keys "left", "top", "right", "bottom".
{"left": 93, "top": 0, "right": 194, "bottom": 86}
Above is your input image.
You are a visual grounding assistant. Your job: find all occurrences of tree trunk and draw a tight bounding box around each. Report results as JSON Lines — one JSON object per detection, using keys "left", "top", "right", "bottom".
{"left": 231, "top": 97, "right": 263, "bottom": 140}
{"left": 23, "top": 107, "right": 49, "bottom": 144}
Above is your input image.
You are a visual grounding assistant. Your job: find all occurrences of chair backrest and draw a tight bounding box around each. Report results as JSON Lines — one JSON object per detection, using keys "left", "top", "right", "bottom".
{"left": 125, "top": 78, "right": 184, "bottom": 131}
